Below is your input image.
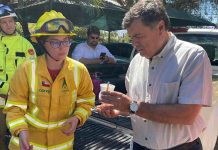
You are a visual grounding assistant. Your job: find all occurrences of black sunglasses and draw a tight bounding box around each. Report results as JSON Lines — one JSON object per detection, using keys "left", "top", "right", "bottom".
{"left": 90, "top": 36, "right": 100, "bottom": 40}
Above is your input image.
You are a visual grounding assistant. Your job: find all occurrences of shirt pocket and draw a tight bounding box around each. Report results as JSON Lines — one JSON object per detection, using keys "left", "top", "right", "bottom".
{"left": 59, "top": 91, "right": 73, "bottom": 108}
{"left": 5, "top": 56, "right": 16, "bottom": 71}
{"left": 15, "top": 57, "right": 26, "bottom": 67}
{"left": 15, "top": 52, "right": 26, "bottom": 67}
{"left": 59, "top": 91, "right": 74, "bottom": 118}
{"left": 158, "top": 81, "right": 180, "bottom": 104}
{"left": 36, "top": 90, "right": 50, "bottom": 108}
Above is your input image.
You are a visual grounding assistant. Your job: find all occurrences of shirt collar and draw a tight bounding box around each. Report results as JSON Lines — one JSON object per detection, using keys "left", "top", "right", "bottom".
{"left": 0, "top": 31, "right": 18, "bottom": 37}
{"left": 85, "top": 41, "right": 99, "bottom": 50}
{"left": 153, "top": 32, "right": 177, "bottom": 60}
{"left": 38, "top": 55, "right": 68, "bottom": 82}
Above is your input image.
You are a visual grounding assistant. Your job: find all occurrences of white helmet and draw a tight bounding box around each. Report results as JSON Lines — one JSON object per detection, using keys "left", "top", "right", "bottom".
{"left": 0, "top": 4, "right": 17, "bottom": 20}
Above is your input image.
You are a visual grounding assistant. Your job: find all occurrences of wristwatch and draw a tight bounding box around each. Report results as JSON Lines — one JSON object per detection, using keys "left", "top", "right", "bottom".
{"left": 130, "top": 101, "right": 139, "bottom": 114}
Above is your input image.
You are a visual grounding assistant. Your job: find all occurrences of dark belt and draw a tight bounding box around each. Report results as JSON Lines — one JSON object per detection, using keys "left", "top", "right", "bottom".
{"left": 133, "top": 138, "right": 202, "bottom": 150}
{"left": 169, "top": 138, "right": 202, "bottom": 150}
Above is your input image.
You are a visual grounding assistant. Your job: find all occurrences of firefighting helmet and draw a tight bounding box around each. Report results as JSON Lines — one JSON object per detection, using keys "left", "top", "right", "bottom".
{"left": 0, "top": 4, "right": 17, "bottom": 19}
{"left": 31, "top": 10, "right": 76, "bottom": 43}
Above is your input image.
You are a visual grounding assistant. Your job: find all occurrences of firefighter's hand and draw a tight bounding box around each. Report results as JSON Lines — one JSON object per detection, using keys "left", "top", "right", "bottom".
{"left": 62, "top": 116, "right": 79, "bottom": 136}
{"left": 19, "top": 130, "right": 33, "bottom": 150}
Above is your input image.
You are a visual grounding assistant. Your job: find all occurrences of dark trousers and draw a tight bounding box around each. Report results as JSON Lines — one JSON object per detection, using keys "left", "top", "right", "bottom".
{"left": 133, "top": 138, "right": 202, "bottom": 150}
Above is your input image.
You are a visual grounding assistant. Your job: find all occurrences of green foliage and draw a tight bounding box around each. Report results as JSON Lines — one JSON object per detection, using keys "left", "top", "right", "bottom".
{"left": 91, "top": 0, "right": 103, "bottom": 7}
{"left": 123, "top": 33, "right": 131, "bottom": 43}
{"left": 114, "top": 0, "right": 217, "bottom": 23}
{"left": 73, "top": 27, "right": 131, "bottom": 43}
{"left": 166, "top": 0, "right": 200, "bottom": 13}
{"left": 100, "top": 30, "right": 130, "bottom": 43}
{"left": 73, "top": 26, "right": 87, "bottom": 41}
{"left": 115, "top": 0, "right": 139, "bottom": 9}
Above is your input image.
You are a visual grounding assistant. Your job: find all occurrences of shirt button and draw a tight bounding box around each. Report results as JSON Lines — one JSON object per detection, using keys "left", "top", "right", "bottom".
{"left": 145, "top": 137, "right": 148, "bottom": 141}
{"left": 151, "top": 66, "right": 154, "bottom": 70}
{"left": 149, "top": 84, "right": 152, "bottom": 86}
{"left": 144, "top": 120, "right": 147, "bottom": 123}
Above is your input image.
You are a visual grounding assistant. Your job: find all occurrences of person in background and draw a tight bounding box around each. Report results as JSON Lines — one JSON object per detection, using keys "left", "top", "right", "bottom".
{"left": 0, "top": 4, "right": 36, "bottom": 149}
{"left": 72, "top": 25, "right": 116, "bottom": 64}
{"left": 97, "top": 0, "right": 212, "bottom": 150}
{"left": 4, "top": 10, "right": 95, "bottom": 150}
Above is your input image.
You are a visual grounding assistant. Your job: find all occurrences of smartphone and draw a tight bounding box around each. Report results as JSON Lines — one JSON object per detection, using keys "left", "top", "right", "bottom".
{"left": 100, "top": 52, "right": 106, "bottom": 60}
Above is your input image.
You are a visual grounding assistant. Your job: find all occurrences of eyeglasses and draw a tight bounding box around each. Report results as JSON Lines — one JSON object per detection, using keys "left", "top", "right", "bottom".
{"left": 0, "top": 5, "right": 16, "bottom": 18}
{"left": 38, "top": 18, "right": 74, "bottom": 34}
{"left": 90, "top": 36, "right": 100, "bottom": 40}
{"left": 45, "top": 40, "right": 72, "bottom": 48}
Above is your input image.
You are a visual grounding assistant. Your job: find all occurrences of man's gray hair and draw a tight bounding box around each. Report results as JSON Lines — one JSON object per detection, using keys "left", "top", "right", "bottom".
{"left": 122, "top": 0, "right": 170, "bottom": 30}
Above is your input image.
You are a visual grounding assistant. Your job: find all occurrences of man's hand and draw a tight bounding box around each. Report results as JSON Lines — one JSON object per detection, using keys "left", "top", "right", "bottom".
{"left": 61, "top": 116, "right": 79, "bottom": 136}
{"left": 19, "top": 130, "right": 33, "bottom": 150}
{"left": 98, "top": 91, "right": 131, "bottom": 115}
{"left": 96, "top": 103, "right": 120, "bottom": 118}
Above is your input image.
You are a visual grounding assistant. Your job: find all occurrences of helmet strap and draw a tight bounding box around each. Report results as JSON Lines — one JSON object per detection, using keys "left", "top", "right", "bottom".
{"left": 45, "top": 50, "right": 60, "bottom": 62}
{"left": 37, "top": 38, "right": 60, "bottom": 62}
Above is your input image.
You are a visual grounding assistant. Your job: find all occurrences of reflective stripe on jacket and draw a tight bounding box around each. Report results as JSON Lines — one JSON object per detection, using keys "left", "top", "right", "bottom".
{"left": 0, "top": 34, "right": 36, "bottom": 107}
{"left": 4, "top": 55, "right": 95, "bottom": 149}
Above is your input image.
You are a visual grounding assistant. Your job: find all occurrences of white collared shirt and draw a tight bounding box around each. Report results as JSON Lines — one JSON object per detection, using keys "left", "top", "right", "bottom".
{"left": 72, "top": 42, "right": 115, "bottom": 61}
{"left": 126, "top": 33, "right": 212, "bottom": 149}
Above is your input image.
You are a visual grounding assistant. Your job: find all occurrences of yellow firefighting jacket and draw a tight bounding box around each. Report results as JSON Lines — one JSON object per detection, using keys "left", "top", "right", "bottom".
{"left": 0, "top": 34, "right": 36, "bottom": 107}
{"left": 4, "top": 55, "right": 95, "bottom": 150}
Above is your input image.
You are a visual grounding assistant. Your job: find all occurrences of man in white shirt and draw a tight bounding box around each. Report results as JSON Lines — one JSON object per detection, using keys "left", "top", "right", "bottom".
{"left": 72, "top": 25, "right": 116, "bottom": 64}
{"left": 96, "top": 0, "right": 212, "bottom": 150}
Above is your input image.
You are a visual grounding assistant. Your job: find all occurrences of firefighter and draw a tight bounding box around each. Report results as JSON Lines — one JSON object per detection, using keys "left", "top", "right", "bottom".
{"left": 4, "top": 10, "right": 95, "bottom": 150}
{"left": 0, "top": 4, "right": 36, "bottom": 149}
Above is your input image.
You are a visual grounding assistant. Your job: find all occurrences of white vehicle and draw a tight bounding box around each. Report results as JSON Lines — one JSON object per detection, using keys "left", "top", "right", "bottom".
{"left": 174, "top": 28, "right": 218, "bottom": 76}
{"left": 174, "top": 28, "right": 218, "bottom": 150}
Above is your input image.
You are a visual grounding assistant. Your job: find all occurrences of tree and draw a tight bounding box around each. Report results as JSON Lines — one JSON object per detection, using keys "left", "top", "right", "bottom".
{"left": 100, "top": 31, "right": 122, "bottom": 43}
{"left": 166, "top": 0, "right": 218, "bottom": 23}
{"left": 113, "top": 0, "right": 217, "bottom": 23}
{"left": 74, "top": 27, "right": 87, "bottom": 39}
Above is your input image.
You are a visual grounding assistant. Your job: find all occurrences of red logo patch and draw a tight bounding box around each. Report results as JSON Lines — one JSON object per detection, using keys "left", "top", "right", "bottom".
{"left": 28, "top": 49, "right": 35, "bottom": 55}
